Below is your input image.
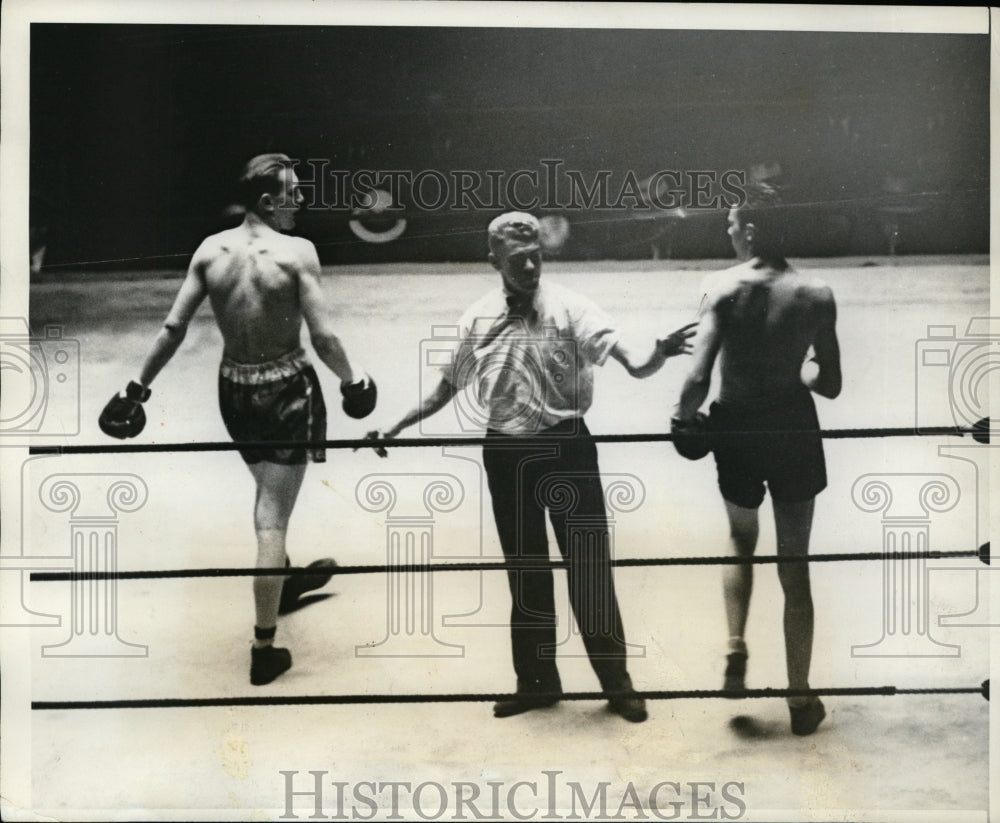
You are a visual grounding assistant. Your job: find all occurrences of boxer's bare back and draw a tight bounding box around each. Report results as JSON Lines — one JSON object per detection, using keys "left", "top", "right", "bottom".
{"left": 138, "top": 164, "right": 353, "bottom": 393}
{"left": 703, "top": 260, "right": 840, "bottom": 405}
{"left": 196, "top": 223, "right": 312, "bottom": 364}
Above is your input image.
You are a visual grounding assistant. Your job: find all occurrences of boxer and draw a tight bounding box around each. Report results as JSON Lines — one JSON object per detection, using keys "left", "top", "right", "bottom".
{"left": 674, "top": 185, "right": 842, "bottom": 735}
{"left": 100, "top": 153, "right": 375, "bottom": 685}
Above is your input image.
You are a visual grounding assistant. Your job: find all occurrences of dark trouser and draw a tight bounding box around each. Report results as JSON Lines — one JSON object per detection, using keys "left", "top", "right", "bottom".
{"left": 482, "top": 418, "right": 631, "bottom": 693}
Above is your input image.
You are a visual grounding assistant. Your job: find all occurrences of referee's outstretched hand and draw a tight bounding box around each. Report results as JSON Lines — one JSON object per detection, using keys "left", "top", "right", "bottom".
{"left": 656, "top": 321, "right": 699, "bottom": 358}
{"left": 361, "top": 429, "right": 390, "bottom": 458}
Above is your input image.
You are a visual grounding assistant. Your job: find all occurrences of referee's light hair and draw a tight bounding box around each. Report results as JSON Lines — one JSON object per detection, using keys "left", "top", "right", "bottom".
{"left": 237, "top": 153, "right": 294, "bottom": 212}
{"left": 488, "top": 211, "right": 540, "bottom": 252}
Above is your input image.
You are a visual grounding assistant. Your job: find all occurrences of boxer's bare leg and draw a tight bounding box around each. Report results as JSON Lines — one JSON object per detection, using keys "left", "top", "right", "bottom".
{"left": 249, "top": 461, "right": 307, "bottom": 645}
{"left": 723, "top": 500, "right": 758, "bottom": 645}
{"left": 772, "top": 495, "right": 824, "bottom": 734}
{"left": 773, "top": 497, "right": 815, "bottom": 697}
{"left": 721, "top": 500, "right": 757, "bottom": 691}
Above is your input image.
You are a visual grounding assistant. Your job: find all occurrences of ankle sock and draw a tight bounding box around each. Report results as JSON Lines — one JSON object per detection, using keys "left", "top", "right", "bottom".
{"left": 254, "top": 625, "right": 276, "bottom": 646}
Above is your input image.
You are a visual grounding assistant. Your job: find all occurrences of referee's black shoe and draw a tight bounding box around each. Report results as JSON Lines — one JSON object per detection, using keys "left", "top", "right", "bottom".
{"left": 607, "top": 692, "right": 648, "bottom": 723}
{"left": 493, "top": 679, "right": 563, "bottom": 718}
{"left": 493, "top": 693, "right": 561, "bottom": 718}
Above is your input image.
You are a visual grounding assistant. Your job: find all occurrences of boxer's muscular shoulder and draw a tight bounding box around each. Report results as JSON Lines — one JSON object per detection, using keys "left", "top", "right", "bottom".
{"left": 793, "top": 273, "right": 835, "bottom": 313}
{"left": 706, "top": 265, "right": 750, "bottom": 311}
{"left": 261, "top": 233, "right": 318, "bottom": 274}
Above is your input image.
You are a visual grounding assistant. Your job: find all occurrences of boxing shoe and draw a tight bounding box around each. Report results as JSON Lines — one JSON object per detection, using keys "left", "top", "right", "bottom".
{"left": 250, "top": 645, "right": 292, "bottom": 686}
{"left": 723, "top": 651, "right": 748, "bottom": 695}
{"left": 279, "top": 557, "right": 338, "bottom": 615}
{"left": 789, "top": 697, "right": 826, "bottom": 736}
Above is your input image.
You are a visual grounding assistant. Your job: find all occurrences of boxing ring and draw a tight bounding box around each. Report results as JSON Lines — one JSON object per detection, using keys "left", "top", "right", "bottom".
{"left": 22, "top": 421, "right": 992, "bottom": 713}
{"left": 7, "top": 258, "right": 993, "bottom": 820}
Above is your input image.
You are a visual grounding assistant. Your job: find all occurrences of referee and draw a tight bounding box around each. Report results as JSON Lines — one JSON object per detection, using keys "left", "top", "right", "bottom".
{"left": 370, "top": 212, "right": 695, "bottom": 722}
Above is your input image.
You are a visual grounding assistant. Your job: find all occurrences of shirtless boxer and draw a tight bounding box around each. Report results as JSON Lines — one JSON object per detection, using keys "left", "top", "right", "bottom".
{"left": 673, "top": 189, "right": 841, "bottom": 735}
{"left": 99, "top": 153, "right": 375, "bottom": 685}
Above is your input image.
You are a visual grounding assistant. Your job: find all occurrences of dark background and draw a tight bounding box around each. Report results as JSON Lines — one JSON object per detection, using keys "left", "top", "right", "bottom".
{"left": 30, "top": 25, "right": 989, "bottom": 269}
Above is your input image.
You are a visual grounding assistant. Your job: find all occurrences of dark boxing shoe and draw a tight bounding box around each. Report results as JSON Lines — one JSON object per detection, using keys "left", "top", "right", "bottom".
{"left": 250, "top": 645, "right": 292, "bottom": 686}
{"left": 723, "top": 652, "right": 748, "bottom": 696}
{"left": 279, "top": 558, "right": 338, "bottom": 615}
{"left": 789, "top": 698, "right": 826, "bottom": 736}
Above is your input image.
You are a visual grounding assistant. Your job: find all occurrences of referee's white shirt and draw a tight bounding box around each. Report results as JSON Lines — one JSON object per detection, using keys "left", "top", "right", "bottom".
{"left": 442, "top": 280, "right": 619, "bottom": 435}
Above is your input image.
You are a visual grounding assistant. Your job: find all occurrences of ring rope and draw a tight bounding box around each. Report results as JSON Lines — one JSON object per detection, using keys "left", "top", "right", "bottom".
{"left": 25, "top": 421, "right": 989, "bottom": 710}
{"left": 32, "top": 684, "right": 988, "bottom": 711}
{"left": 25, "top": 422, "right": 991, "bottom": 457}
{"left": 29, "top": 549, "right": 982, "bottom": 583}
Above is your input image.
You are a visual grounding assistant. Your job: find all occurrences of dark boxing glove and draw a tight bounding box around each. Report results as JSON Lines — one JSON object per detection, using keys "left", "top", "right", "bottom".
{"left": 99, "top": 380, "right": 151, "bottom": 439}
{"left": 341, "top": 374, "right": 377, "bottom": 419}
{"left": 670, "top": 412, "right": 711, "bottom": 461}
